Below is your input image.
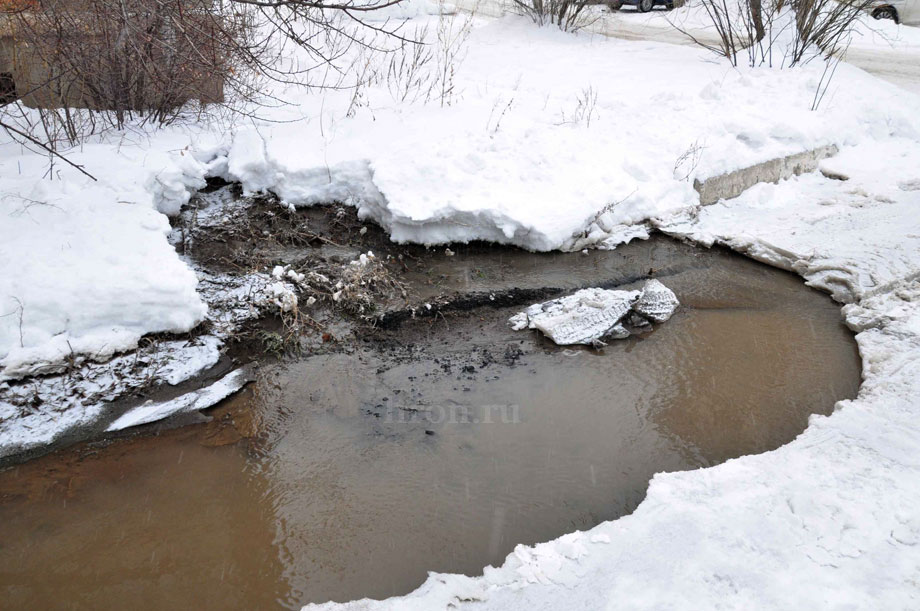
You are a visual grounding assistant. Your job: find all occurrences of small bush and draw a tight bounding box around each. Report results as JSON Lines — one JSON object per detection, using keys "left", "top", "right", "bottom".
{"left": 676, "top": 0, "right": 873, "bottom": 68}
{"left": 6, "top": 0, "right": 258, "bottom": 127}
{"left": 511, "top": 0, "right": 594, "bottom": 31}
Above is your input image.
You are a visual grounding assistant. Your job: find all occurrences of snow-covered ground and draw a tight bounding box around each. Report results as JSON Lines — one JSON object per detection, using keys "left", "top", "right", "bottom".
{"left": 454, "top": 0, "right": 920, "bottom": 92}
{"left": 0, "top": 146, "right": 209, "bottom": 380}
{"left": 2, "top": 3, "right": 920, "bottom": 607}
{"left": 212, "top": 20, "right": 919, "bottom": 250}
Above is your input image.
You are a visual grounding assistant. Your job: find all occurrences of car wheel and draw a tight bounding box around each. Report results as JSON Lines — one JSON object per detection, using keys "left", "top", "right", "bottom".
{"left": 871, "top": 6, "right": 900, "bottom": 23}
{"left": 638, "top": 0, "right": 654, "bottom": 11}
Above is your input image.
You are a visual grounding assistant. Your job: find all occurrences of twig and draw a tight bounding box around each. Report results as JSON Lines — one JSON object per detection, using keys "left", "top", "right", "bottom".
{"left": 0, "top": 119, "right": 97, "bottom": 181}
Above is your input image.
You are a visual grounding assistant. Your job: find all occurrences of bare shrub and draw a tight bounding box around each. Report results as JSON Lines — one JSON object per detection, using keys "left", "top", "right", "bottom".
{"left": 572, "top": 85, "right": 597, "bottom": 127}
{"left": 430, "top": 6, "right": 474, "bottom": 106}
{"left": 511, "top": 0, "right": 594, "bottom": 31}
{"left": 557, "top": 85, "right": 598, "bottom": 127}
{"left": 673, "top": 139, "right": 705, "bottom": 181}
{"left": 5, "top": 0, "right": 262, "bottom": 128}
{"left": 673, "top": 0, "right": 778, "bottom": 67}
{"left": 386, "top": 23, "right": 434, "bottom": 103}
{"left": 486, "top": 93, "right": 514, "bottom": 135}
{"left": 787, "top": 0, "right": 870, "bottom": 65}
{"left": 345, "top": 49, "right": 378, "bottom": 117}
{"left": 675, "top": 0, "right": 873, "bottom": 69}
{"left": 0, "top": 101, "right": 98, "bottom": 178}
{"left": 0, "top": 0, "right": 418, "bottom": 173}
{"left": 381, "top": 5, "right": 477, "bottom": 107}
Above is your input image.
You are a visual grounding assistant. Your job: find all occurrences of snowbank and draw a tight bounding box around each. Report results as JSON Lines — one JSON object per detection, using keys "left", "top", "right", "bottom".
{"left": 203, "top": 18, "right": 918, "bottom": 254}
{"left": 662, "top": 138, "right": 920, "bottom": 303}
{"left": 0, "top": 148, "right": 209, "bottom": 380}
{"left": 0, "top": 335, "right": 221, "bottom": 456}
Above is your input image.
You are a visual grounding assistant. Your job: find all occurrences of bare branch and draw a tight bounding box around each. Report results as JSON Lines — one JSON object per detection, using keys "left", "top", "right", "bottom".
{"left": 0, "top": 118, "right": 97, "bottom": 181}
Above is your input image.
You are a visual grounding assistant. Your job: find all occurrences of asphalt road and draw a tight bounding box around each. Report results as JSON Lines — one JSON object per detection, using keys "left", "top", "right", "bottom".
{"left": 844, "top": 47, "right": 920, "bottom": 92}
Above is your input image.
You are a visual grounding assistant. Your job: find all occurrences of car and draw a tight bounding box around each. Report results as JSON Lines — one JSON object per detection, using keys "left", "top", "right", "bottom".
{"left": 871, "top": 0, "right": 920, "bottom": 25}
{"left": 608, "top": 0, "right": 676, "bottom": 12}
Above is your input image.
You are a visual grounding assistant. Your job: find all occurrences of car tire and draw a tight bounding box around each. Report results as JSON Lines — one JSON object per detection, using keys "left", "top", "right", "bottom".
{"left": 638, "top": 0, "right": 654, "bottom": 11}
{"left": 871, "top": 6, "right": 900, "bottom": 23}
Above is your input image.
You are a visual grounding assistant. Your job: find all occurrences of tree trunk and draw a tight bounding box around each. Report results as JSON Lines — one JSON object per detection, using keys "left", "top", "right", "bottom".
{"left": 750, "top": 0, "right": 765, "bottom": 42}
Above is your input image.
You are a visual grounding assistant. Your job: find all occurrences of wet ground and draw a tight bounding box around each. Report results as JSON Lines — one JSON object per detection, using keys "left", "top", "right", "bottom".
{"left": 0, "top": 189, "right": 862, "bottom": 609}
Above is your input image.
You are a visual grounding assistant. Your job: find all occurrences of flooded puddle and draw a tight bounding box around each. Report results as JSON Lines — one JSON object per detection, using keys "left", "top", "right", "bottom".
{"left": 0, "top": 237, "right": 861, "bottom": 609}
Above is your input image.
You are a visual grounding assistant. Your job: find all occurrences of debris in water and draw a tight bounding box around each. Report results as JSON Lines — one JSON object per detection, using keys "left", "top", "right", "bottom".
{"left": 509, "top": 281, "right": 679, "bottom": 346}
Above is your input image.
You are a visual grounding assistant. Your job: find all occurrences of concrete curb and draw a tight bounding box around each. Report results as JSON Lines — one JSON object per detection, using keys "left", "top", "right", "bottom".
{"left": 693, "top": 144, "right": 839, "bottom": 205}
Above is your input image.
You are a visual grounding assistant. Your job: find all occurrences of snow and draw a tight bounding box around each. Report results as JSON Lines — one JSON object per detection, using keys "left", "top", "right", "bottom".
{"left": 151, "top": 336, "right": 223, "bottom": 386}
{"left": 0, "top": 142, "right": 211, "bottom": 381}
{"left": 362, "top": 0, "right": 452, "bottom": 21}
{"left": 1, "top": 4, "right": 920, "bottom": 609}
{"left": 0, "top": 335, "right": 221, "bottom": 457}
{"left": 509, "top": 281, "right": 678, "bottom": 345}
{"left": 0, "top": 187, "right": 299, "bottom": 456}
{"left": 661, "top": 138, "right": 920, "bottom": 303}
{"left": 510, "top": 287, "right": 640, "bottom": 343}
{"left": 198, "top": 17, "right": 919, "bottom": 253}
{"left": 633, "top": 278, "right": 680, "bottom": 322}
{"left": 349, "top": 251, "right": 377, "bottom": 267}
{"left": 106, "top": 365, "right": 255, "bottom": 431}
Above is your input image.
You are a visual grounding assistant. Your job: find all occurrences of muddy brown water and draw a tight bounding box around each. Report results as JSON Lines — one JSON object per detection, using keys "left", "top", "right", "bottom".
{"left": 0, "top": 237, "right": 861, "bottom": 610}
